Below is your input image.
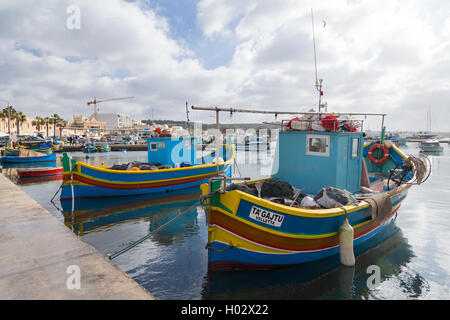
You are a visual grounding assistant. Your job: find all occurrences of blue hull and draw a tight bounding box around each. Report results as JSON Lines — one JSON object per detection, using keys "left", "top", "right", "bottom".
{"left": 208, "top": 213, "right": 398, "bottom": 268}
{"left": 61, "top": 162, "right": 233, "bottom": 200}
{"left": 0, "top": 153, "right": 56, "bottom": 163}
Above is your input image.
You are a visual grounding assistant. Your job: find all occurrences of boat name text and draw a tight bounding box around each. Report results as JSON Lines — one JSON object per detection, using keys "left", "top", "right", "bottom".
{"left": 249, "top": 206, "right": 284, "bottom": 227}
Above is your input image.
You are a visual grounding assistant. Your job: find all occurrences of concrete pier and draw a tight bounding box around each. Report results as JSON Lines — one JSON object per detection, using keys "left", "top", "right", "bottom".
{"left": 62, "top": 144, "right": 148, "bottom": 152}
{"left": 0, "top": 174, "right": 154, "bottom": 300}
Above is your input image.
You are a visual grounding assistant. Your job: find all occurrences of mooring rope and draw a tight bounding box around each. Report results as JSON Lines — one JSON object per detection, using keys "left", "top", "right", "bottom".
{"left": 50, "top": 182, "right": 63, "bottom": 204}
{"left": 106, "top": 201, "right": 200, "bottom": 260}
{"left": 49, "top": 182, "right": 65, "bottom": 214}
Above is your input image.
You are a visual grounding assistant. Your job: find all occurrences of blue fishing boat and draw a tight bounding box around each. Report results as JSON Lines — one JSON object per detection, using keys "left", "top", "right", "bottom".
{"left": 4, "top": 148, "right": 19, "bottom": 156}
{"left": 52, "top": 140, "right": 64, "bottom": 152}
{"left": 193, "top": 106, "right": 430, "bottom": 271}
{"left": 97, "top": 143, "right": 111, "bottom": 152}
{"left": 83, "top": 142, "right": 97, "bottom": 153}
{"left": 0, "top": 152, "right": 56, "bottom": 164}
{"left": 5, "top": 141, "right": 54, "bottom": 155}
{"left": 60, "top": 136, "right": 235, "bottom": 200}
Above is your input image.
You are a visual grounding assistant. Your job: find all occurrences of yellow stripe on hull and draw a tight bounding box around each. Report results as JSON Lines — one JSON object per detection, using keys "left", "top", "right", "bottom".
{"left": 208, "top": 200, "right": 404, "bottom": 255}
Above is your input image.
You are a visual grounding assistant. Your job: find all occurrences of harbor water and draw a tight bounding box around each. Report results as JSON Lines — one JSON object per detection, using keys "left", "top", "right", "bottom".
{"left": 2, "top": 142, "right": 449, "bottom": 299}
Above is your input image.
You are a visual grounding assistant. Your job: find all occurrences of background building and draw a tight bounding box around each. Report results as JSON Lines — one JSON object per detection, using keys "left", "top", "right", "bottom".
{"left": 96, "top": 113, "right": 133, "bottom": 130}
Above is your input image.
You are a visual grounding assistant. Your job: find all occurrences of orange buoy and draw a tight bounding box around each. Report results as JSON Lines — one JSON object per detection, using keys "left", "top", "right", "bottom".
{"left": 129, "top": 166, "right": 140, "bottom": 171}
{"left": 367, "top": 143, "right": 390, "bottom": 164}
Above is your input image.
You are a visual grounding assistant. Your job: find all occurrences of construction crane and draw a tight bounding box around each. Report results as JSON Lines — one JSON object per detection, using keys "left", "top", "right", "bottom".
{"left": 87, "top": 96, "right": 135, "bottom": 120}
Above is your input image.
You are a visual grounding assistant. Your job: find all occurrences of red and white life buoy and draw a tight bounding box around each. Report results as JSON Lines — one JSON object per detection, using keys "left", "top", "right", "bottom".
{"left": 367, "top": 143, "right": 390, "bottom": 164}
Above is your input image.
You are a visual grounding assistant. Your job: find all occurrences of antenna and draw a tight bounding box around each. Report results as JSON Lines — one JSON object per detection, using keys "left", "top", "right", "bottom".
{"left": 185, "top": 101, "right": 190, "bottom": 123}
{"left": 311, "top": 8, "right": 319, "bottom": 89}
{"left": 311, "top": 8, "right": 325, "bottom": 112}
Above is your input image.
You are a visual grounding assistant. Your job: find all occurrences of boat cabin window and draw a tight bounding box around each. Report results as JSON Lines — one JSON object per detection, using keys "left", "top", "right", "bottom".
{"left": 150, "top": 142, "right": 158, "bottom": 151}
{"left": 352, "top": 138, "right": 359, "bottom": 158}
{"left": 306, "top": 134, "right": 330, "bottom": 157}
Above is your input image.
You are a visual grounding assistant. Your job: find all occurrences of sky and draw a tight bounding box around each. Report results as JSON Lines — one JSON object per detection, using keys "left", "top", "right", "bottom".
{"left": 0, "top": 0, "right": 449, "bottom": 132}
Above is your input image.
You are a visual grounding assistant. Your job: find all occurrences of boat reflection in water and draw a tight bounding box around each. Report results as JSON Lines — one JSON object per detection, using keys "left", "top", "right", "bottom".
{"left": 17, "top": 174, "right": 62, "bottom": 185}
{"left": 1, "top": 161, "right": 59, "bottom": 185}
{"left": 60, "top": 187, "right": 201, "bottom": 249}
{"left": 202, "top": 221, "right": 428, "bottom": 299}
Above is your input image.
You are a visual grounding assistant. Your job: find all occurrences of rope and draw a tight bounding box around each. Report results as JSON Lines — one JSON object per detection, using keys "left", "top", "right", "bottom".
{"left": 69, "top": 156, "right": 74, "bottom": 211}
{"left": 234, "top": 157, "right": 242, "bottom": 177}
{"left": 50, "top": 182, "right": 63, "bottom": 204}
{"left": 49, "top": 182, "right": 65, "bottom": 215}
{"left": 106, "top": 201, "right": 200, "bottom": 260}
{"left": 205, "top": 241, "right": 233, "bottom": 252}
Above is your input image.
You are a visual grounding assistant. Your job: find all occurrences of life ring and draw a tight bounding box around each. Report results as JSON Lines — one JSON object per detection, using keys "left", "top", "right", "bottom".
{"left": 368, "top": 143, "right": 390, "bottom": 164}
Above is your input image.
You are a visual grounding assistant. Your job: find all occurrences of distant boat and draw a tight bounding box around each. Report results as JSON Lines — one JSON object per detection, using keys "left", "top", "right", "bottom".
{"left": 0, "top": 151, "right": 56, "bottom": 164}
{"left": 419, "top": 139, "right": 443, "bottom": 153}
{"left": 235, "top": 137, "right": 270, "bottom": 151}
{"left": 84, "top": 143, "right": 97, "bottom": 153}
{"left": 97, "top": 143, "right": 111, "bottom": 152}
{"left": 386, "top": 134, "right": 408, "bottom": 147}
{"left": 412, "top": 133, "right": 438, "bottom": 140}
{"left": 5, "top": 141, "right": 54, "bottom": 155}
{"left": 52, "top": 140, "right": 64, "bottom": 153}
{"left": 4, "top": 148, "right": 19, "bottom": 156}
{"left": 414, "top": 107, "right": 440, "bottom": 142}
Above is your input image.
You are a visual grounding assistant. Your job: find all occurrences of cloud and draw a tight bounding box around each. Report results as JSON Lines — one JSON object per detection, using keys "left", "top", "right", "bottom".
{"left": 0, "top": 0, "right": 448, "bottom": 132}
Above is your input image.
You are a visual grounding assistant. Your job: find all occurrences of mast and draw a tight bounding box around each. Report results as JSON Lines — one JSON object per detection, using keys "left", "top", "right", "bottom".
{"left": 311, "top": 8, "right": 325, "bottom": 112}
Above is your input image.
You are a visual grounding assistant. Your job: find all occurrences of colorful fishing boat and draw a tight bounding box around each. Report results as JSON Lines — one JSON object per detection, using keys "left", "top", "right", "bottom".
{"left": 195, "top": 106, "right": 430, "bottom": 271}
{"left": 20, "top": 140, "right": 54, "bottom": 153}
{"left": 83, "top": 142, "right": 97, "bottom": 153}
{"left": 5, "top": 141, "right": 54, "bottom": 155}
{"left": 60, "top": 137, "right": 235, "bottom": 200}
{"left": 17, "top": 166, "right": 63, "bottom": 177}
{"left": 52, "top": 140, "right": 64, "bottom": 152}
{"left": 4, "top": 147, "right": 19, "bottom": 156}
{"left": 97, "top": 143, "right": 111, "bottom": 152}
{"left": 0, "top": 149, "right": 56, "bottom": 164}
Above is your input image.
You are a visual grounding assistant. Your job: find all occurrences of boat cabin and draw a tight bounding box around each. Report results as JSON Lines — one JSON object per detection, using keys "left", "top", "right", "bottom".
{"left": 272, "top": 130, "right": 364, "bottom": 194}
{"left": 147, "top": 137, "right": 199, "bottom": 167}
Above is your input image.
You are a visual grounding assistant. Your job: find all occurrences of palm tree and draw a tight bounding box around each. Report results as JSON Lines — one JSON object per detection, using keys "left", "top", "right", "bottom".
{"left": 32, "top": 116, "right": 45, "bottom": 134}
{"left": 15, "top": 112, "right": 27, "bottom": 136}
{"left": 0, "top": 110, "right": 6, "bottom": 132}
{"left": 2, "top": 106, "right": 16, "bottom": 135}
{"left": 57, "top": 119, "right": 68, "bottom": 137}
{"left": 51, "top": 114, "right": 61, "bottom": 137}
{"left": 44, "top": 117, "right": 51, "bottom": 138}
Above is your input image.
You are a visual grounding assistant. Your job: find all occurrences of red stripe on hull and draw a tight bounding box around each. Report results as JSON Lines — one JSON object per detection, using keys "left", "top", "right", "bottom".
{"left": 211, "top": 206, "right": 400, "bottom": 253}
{"left": 69, "top": 172, "right": 222, "bottom": 190}
{"left": 18, "top": 169, "right": 62, "bottom": 177}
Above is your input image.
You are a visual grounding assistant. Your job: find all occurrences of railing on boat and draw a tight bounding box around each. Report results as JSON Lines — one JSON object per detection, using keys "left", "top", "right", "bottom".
{"left": 191, "top": 105, "right": 388, "bottom": 140}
